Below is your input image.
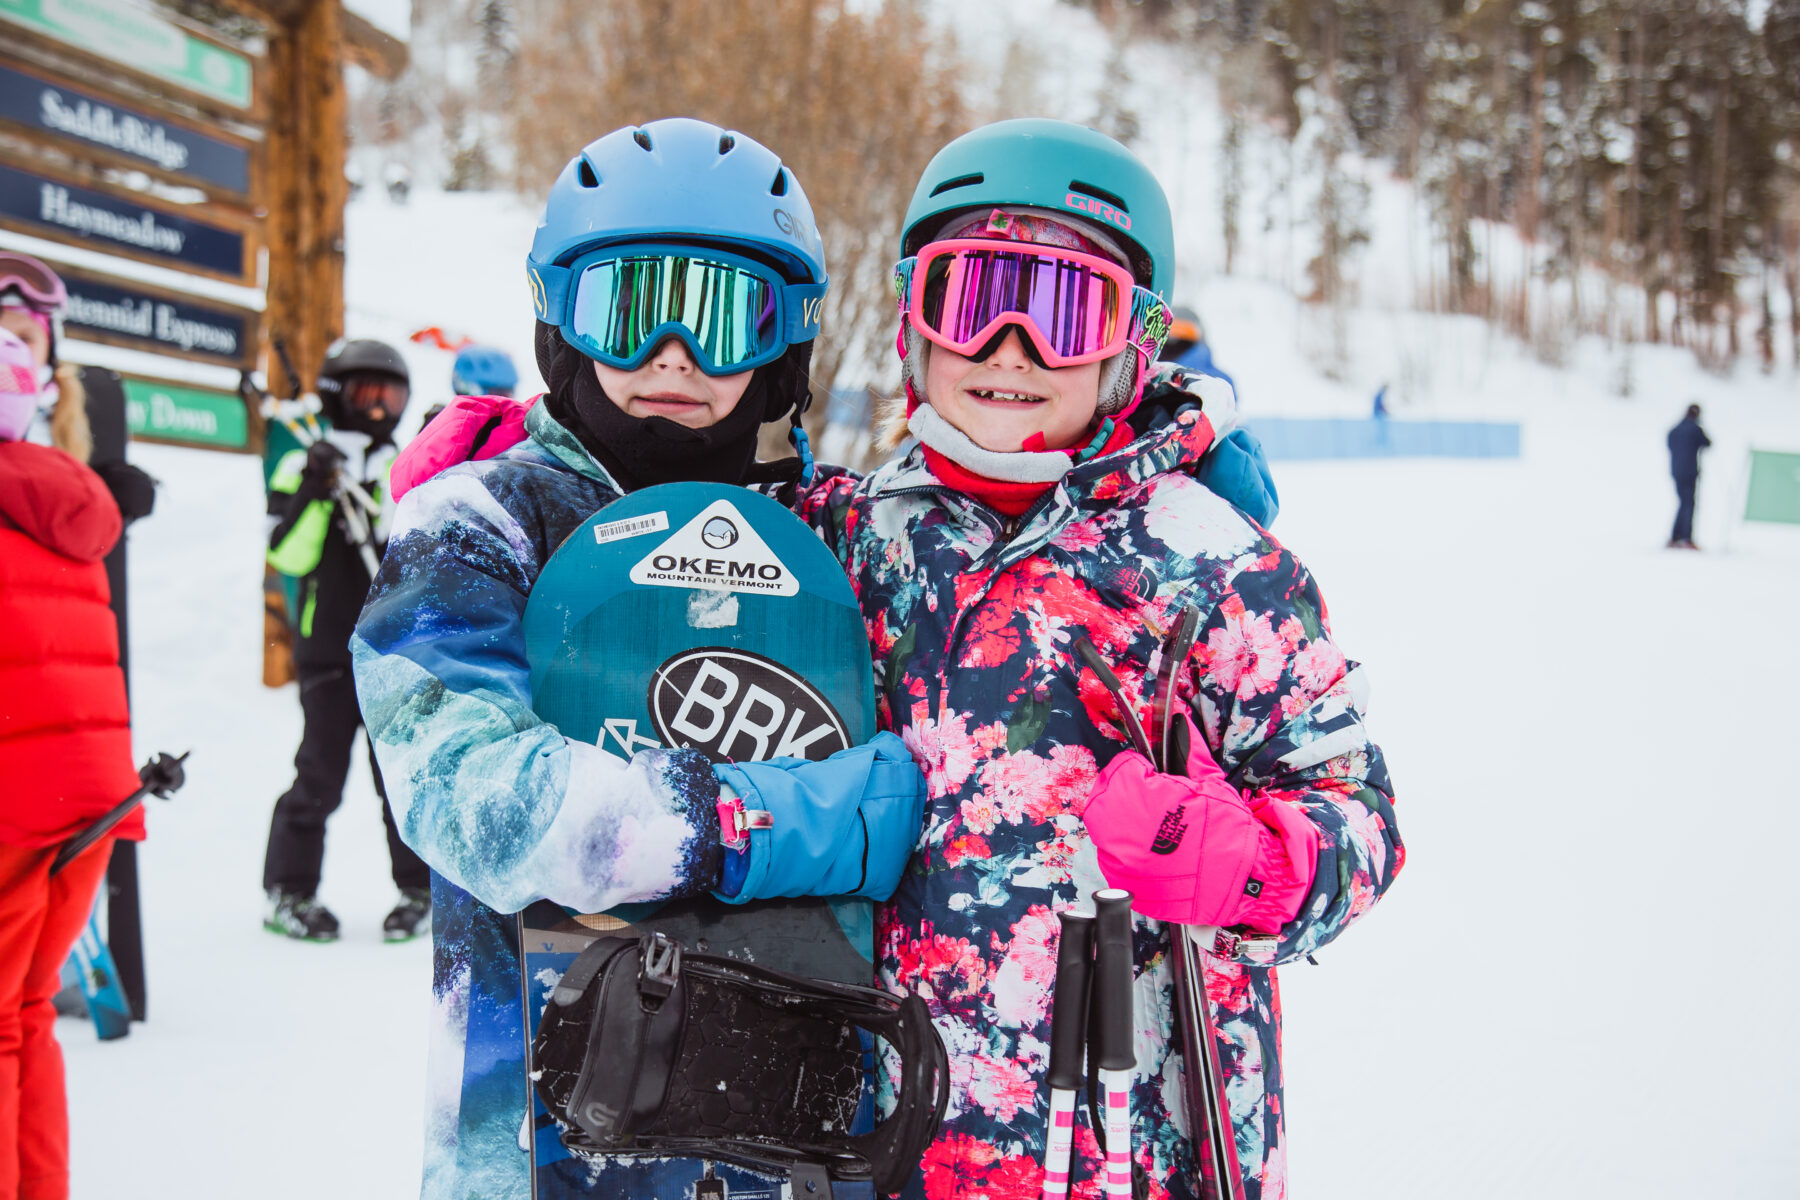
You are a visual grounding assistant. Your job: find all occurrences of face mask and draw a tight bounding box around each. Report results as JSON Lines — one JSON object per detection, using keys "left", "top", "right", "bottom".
{"left": 0, "top": 394, "right": 33, "bottom": 441}
{"left": 0, "top": 329, "right": 40, "bottom": 440}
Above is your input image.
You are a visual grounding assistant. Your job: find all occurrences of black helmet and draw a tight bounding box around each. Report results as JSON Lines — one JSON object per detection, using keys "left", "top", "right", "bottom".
{"left": 318, "top": 338, "right": 410, "bottom": 439}
{"left": 320, "top": 338, "right": 409, "bottom": 386}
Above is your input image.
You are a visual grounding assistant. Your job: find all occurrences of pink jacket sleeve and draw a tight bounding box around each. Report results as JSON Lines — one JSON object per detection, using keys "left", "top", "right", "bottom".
{"left": 390, "top": 394, "right": 536, "bottom": 502}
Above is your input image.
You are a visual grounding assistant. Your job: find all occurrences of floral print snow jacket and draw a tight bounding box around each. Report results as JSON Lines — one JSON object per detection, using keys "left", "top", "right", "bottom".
{"left": 802, "top": 406, "right": 1404, "bottom": 1200}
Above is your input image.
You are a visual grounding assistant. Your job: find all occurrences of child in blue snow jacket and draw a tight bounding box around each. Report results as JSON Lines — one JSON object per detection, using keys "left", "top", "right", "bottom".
{"left": 349, "top": 119, "right": 925, "bottom": 1200}
{"left": 793, "top": 120, "right": 1406, "bottom": 1200}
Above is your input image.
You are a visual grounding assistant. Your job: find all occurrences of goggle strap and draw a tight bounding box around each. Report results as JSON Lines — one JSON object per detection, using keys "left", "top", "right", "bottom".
{"left": 529, "top": 263, "right": 572, "bottom": 325}
{"left": 782, "top": 281, "right": 828, "bottom": 342}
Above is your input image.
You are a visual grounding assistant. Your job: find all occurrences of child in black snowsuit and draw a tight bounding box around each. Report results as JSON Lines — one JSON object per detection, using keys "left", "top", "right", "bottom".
{"left": 262, "top": 339, "right": 430, "bottom": 941}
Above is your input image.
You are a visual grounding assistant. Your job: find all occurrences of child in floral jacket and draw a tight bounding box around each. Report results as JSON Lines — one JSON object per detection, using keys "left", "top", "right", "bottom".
{"left": 797, "top": 120, "right": 1405, "bottom": 1200}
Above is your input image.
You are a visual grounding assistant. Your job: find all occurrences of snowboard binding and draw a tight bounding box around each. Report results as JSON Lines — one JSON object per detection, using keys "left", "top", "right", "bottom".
{"left": 533, "top": 931, "right": 949, "bottom": 1196}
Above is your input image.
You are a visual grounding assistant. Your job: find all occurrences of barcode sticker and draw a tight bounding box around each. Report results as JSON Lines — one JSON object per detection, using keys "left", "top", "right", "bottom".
{"left": 592, "top": 511, "right": 670, "bottom": 545}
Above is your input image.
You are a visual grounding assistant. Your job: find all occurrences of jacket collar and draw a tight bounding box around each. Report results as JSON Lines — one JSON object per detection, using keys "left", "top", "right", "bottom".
{"left": 868, "top": 404, "right": 1217, "bottom": 512}
{"left": 524, "top": 398, "right": 625, "bottom": 493}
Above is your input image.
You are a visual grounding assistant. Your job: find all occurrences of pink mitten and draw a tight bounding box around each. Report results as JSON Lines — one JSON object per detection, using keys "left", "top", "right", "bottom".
{"left": 390, "top": 393, "right": 535, "bottom": 502}
{"left": 1084, "top": 716, "right": 1318, "bottom": 934}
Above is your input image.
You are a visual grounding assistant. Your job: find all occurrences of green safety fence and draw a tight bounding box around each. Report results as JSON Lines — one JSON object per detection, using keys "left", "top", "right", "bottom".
{"left": 1744, "top": 450, "right": 1800, "bottom": 526}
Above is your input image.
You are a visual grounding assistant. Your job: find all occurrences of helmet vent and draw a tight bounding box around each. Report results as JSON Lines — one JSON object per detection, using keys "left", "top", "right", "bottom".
{"left": 632, "top": 129, "right": 654, "bottom": 152}
{"left": 576, "top": 158, "right": 600, "bottom": 188}
{"left": 929, "top": 172, "right": 983, "bottom": 197}
{"left": 1069, "top": 180, "right": 1128, "bottom": 212}
{"left": 770, "top": 168, "right": 789, "bottom": 196}
{"left": 718, "top": 133, "right": 736, "bottom": 155}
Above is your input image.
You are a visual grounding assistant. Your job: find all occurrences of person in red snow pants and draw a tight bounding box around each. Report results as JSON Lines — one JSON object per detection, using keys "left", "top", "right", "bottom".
{"left": 0, "top": 347, "right": 143, "bottom": 1200}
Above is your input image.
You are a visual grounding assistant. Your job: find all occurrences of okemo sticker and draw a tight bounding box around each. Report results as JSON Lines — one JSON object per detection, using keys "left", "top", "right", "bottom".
{"left": 648, "top": 648, "right": 850, "bottom": 763}
{"left": 629, "top": 499, "right": 798, "bottom": 595}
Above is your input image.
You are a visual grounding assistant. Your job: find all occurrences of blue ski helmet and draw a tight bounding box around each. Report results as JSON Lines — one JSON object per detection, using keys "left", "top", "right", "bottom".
{"left": 527, "top": 117, "right": 827, "bottom": 295}
{"left": 451, "top": 344, "right": 518, "bottom": 397}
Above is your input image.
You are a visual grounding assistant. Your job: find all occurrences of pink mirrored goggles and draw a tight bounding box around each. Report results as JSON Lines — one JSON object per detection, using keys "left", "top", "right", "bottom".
{"left": 900, "top": 238, "right": 1154, "bottom": 368}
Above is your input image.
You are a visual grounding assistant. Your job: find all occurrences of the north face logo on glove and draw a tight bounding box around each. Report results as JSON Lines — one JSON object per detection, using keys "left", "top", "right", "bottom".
{"left": 1150, "top": 805, "right": 1188, "bottom": 855}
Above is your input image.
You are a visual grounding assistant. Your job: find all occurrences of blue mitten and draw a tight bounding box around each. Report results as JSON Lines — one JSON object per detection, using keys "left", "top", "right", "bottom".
{"left": 1142, "top": 363, "right": 1279, "bottom": 527}
{"left": 713, "top": 731, "right": 925, "bottom": 904}
{"left": 1197, "top": 427, "right": 1279, "bottom": 527}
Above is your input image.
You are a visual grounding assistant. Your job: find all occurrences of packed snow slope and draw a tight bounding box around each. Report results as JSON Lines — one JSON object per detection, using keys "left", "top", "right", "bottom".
{"left": 63, "top": 1, "right": 1800, "bottom": 1185}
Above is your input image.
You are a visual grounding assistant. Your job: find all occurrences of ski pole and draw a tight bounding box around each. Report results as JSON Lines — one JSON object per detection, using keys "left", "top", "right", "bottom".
{"left": 273, "top": 337, "right": 324, "bottom": 441}
{"left": 1073, "top": 638, "right": 1153, "bottom": 759}
{"left": 1086, "top": 614, "right": 1246, "bottom": 1200}
{"left": 49, "top": 752, "right": 188, "bottom": 878}
{"left": 1091, "top": 889, "right": 1136, "bottom": 1200}
{"left": 1042, "top": 909, "right": 1095, "bottom": 1200}
{"left": 1170, "top": 929, "right": 1244, "bottom": 1200}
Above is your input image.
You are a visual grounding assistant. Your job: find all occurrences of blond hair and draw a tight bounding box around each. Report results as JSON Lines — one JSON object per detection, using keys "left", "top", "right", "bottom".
{"left": 48, "top": 362, "right": 91, "bottom": 462}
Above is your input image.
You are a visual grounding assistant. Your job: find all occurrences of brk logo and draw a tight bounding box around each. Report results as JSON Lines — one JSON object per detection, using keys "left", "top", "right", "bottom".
{"left": 648, "top": 648, "right": 850, "bottom": 763}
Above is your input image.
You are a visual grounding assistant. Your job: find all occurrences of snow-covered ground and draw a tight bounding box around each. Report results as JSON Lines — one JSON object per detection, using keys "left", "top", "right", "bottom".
{"left": 58, "top": 9, "right": 1800, "bottom": 1190}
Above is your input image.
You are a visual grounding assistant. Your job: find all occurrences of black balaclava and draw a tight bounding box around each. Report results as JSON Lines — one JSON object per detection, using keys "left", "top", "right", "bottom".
{"left": 534, "top": 322, "right": 811, "bottom": 492}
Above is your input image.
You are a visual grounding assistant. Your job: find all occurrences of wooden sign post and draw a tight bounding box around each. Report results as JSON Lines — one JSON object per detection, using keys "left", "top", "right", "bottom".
{"left": 0, "top": 0, "right": 407, "bottom": 1022}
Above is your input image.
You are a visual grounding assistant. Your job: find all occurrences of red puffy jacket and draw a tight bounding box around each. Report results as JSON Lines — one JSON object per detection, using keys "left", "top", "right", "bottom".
{"left": 0, "top": 440, "right": 143, "bottom": 848}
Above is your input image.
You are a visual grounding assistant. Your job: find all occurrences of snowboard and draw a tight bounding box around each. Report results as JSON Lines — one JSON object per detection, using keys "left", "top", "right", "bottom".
{"left": 66, "top": 912, "right": 133, "bottom": 1041}
{"left": 81, "top": 366, "right": 147, "bottom": 1023}
{"left": 517, "top": 482, "right": 878, "bottom": 1200}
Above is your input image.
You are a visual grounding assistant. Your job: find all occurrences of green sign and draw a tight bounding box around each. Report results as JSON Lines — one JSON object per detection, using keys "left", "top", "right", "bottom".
{"left": 123, "top": 376, "right": 247, "bottom": 449}
{"left": 1745, "top": 450, "right": 1800, "bottom": 526}
{"left": 0, "top": 0, "right": 253, "bottom": 111}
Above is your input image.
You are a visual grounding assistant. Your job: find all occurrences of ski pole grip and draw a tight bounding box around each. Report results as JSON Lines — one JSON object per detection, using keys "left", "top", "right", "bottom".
{"left": 1091, "top": 888, "right": 1136, "bottom": 1071}
{"left": 1046, "top": 909, "right": 1095, "bottom": 1091}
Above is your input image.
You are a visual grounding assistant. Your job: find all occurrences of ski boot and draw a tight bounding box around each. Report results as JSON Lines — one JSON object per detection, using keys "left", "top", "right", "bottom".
{"left": 383, "top": 887, "right": 431, "bottom": 942}
{"left": 264, "top": 890, "right": 340, "bottom": 942}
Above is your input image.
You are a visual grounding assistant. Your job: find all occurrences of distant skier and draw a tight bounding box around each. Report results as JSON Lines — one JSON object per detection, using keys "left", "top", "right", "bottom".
{"left": 262, "top": 339, "right": 430, "bottom": 941}
{"left": 1667, "top": 402, "right": 1710, "bottom": 550}
{"left": 0, "top": 327, "right": 145, "bottom": 1200}
{"left": 1161, "top": 303, "right": 1237, "bottom": 395}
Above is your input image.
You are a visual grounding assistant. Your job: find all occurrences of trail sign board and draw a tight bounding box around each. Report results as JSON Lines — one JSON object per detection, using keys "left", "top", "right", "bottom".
{"left": 0, "top": 0, "right": 254, "bottom": 112}
{"left": 121, "top": 373, "right": 249, "bottom": 450}
{"left": 0, "top": 60, "right": 253, "bottom": 196}
{"left": 54, "top": 258, "right": 256, "bottom": 366}
{"left": 0, "top": 159, "right": 251, "bottom": 281}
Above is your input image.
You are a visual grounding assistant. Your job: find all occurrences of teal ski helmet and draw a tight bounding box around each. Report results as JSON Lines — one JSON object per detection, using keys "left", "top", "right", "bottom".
{"left": 900, "top": 118, "right": 1173, "bottom": 296}
{"left": 896, "top": 119, "right": 1176, "bottom": 417}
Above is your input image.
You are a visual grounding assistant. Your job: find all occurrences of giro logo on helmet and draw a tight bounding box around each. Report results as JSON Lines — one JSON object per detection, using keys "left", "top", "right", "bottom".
{"left": 1064, "top": 191, "right": 1132, "bottom": 233}
{"left": 772, "top": 206, "right": 821, "bottom": 251}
